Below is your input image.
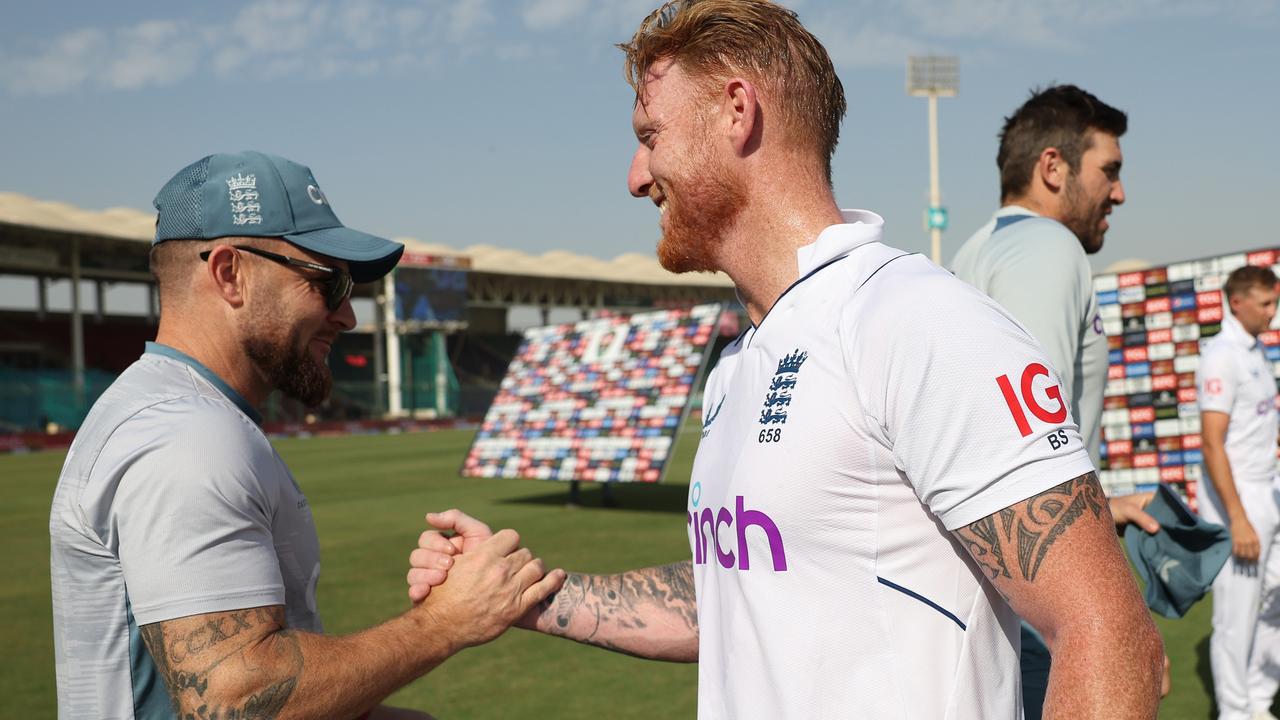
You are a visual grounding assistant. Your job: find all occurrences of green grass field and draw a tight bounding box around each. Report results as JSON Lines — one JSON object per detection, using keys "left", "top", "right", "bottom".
{"left": 0, "top": 425, "right": 1234, "bottom": 718}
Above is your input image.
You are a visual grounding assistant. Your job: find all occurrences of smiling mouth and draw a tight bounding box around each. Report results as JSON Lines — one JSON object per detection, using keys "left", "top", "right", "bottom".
{"left": 649, "top": 188, "right": 668, "bottom": 214}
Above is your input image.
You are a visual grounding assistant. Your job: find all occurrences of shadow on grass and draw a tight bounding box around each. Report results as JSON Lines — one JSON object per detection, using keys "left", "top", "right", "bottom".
{"left": 499, "top": 482, "right": 689, "bottom": 514}
{"left": 1195, "top": 630, "right": 1280, "bottom": 718}
{"left": 1196, "top": 635, "right": 1218, "bottom": 719}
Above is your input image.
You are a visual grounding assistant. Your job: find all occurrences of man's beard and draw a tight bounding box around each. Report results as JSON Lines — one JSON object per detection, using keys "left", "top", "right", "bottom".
{"left": 243, "top": 317, "right": 332, "bottom": 408}
{"left": 1061, "top": 176, "right": 1107, "bottom": 254}
{"left": 656, "top": 156, "right": 747, "bottom": 274}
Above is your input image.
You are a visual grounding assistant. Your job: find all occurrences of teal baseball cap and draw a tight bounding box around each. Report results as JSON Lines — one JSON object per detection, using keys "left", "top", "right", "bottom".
{"left": 153, "top": 151, "right": 403, "bottom": 283}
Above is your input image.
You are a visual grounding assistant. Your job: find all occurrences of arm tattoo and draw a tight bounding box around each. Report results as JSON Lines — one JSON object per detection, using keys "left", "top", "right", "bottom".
{"left": 139, "top": 606, "right": 303, "bottom": 719}
{"left": 954, "top": 471, "right": 1106, "bottom": 584}
{"left": 535, "top": 561, "right": 697, "bottom": 656}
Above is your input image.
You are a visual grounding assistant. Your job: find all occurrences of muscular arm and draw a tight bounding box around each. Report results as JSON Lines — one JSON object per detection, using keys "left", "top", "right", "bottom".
{"left": 1201, "top": 410, "right": 1260, "bottom": 561}
{"left": 520, "top": 561, "right": 699, "bottom": 662}
{"left": 141, "top": 530, "right": 562, "bottom": 720}
{"left": 953, "top": 472, "right": 1163, "bottom": 719}
{"left": 141, "top": 605, "right": 451, "bottom": 720}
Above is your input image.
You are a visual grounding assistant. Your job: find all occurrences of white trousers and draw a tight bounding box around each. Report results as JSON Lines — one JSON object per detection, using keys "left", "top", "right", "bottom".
{"left": 1200, "top": 477, "right": 1280, "bottom": 720}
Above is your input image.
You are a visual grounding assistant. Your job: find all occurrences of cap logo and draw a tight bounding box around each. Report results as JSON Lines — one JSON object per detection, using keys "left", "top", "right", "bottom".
{"left": 306, "top": 184, "right": 327, "bottom": 206}
{"left": 226, "top": 173, "right": 262, "bottom": 226}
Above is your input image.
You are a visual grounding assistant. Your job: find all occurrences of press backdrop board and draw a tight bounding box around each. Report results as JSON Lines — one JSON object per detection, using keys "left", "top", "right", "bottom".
{"left": 1094, "top": 247, "right": 1280, "bottom": 510}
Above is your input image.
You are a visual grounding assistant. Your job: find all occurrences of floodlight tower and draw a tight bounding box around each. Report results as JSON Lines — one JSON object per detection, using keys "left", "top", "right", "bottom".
{"left": 907, "top": 55, "right": 958, "bottom": 265}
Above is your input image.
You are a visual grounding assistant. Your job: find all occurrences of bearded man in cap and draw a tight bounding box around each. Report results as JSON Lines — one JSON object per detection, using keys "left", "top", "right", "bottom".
{"left": 49, "top": 151, "right": 564, "bottom": 719}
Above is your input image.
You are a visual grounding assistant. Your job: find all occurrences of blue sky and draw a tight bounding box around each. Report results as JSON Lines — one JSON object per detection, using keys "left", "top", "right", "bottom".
{"left": 1, "top": 0, "right": 1278, "bottom": 277}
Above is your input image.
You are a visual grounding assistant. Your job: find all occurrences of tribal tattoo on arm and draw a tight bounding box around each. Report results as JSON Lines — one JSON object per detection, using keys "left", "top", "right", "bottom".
{"left": 953, "top": 471, "right": 1107, "bottom": 585}
{"left": 139, "top": 605, "right": 303, "bottom": 720}
{"left": 533, "top": 561, "right": 698, "bottom": 660}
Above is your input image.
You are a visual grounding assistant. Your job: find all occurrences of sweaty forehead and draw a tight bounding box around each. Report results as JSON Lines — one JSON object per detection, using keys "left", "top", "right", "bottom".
{"left": 633, "top": 59, "right": 699, "bottom": 131}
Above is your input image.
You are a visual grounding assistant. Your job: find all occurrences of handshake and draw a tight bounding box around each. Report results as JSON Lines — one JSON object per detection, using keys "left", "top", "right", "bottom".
{"left": 401, "top": 509, "right": 566, "bottom": 649}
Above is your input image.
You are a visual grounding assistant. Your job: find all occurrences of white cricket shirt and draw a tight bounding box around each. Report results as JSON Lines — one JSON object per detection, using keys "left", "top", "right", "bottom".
{"left": 951, "top": 206, "right": 1108, "bottom": 466}
{"left": 689, "top": 210, "right": 1094, "bottom": 719}
{"left": 1196, "top": 307, "right": 1278, "bottom": 484}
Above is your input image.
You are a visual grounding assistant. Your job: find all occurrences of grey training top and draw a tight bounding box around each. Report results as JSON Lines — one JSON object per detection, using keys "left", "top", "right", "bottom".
{"left": 951, "top": 206, "right": 1109, "bottom": 466}
{"left": 50, "top": 342, "right": 322, "bottom": 719}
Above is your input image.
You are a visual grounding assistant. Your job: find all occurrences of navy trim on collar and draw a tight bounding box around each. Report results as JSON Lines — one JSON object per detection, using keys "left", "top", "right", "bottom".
{"left": 993, "top": 214, "right": 1036, "bottom": 233}
{"left": 856, "top": 253, "right": 916, "bottom": 293}
{"left": 745, "top": 244, "right": 881, "bottom": 348}
{"left": 145, "top": 342, "right": 263, "bottom": 424}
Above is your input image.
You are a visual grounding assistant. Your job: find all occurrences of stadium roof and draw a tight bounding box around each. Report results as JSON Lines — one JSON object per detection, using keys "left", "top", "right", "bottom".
{"left": 0, "top": 192, "right": 732, "bottom": 288}
{"left": 1102, "top": 258, "right": 1155, "bottom": 274}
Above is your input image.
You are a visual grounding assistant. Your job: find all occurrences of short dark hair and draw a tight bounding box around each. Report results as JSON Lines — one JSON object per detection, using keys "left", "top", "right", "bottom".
{"left": 997, "top": 85, "right": 1127, "bottom": 202}
{"left": 620, "top": 0, "right": 847, "bottom": 183}
{"left": 1224, "top": 265, "right": 1279, "bottom": 300}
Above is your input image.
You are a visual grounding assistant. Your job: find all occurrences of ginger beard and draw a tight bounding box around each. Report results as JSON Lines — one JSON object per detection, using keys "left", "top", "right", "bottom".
{"left": 655, "top": 132, "right": 747, "bottom": 274}
{"left": 242, "top": 294, "right": 333, "bottom": 408}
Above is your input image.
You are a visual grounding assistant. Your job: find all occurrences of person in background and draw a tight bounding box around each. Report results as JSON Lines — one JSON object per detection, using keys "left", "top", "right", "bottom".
{"left": 1197, "top": 264, "right": 1280, "bottom": 720}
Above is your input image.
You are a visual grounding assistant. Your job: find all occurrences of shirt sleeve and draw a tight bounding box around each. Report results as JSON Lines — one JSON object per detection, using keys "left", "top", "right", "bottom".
{"left": 1196, "top": 347, "right": 1237, "bottom": 415}
{"left": 109, "top": 396, "right": 287, "bottom": 625}
{"left": 982, "top": 220, "right": 1092, "bottom": 406}
{"left": 849, "top": 263, "right": 1096, "bottom": 531}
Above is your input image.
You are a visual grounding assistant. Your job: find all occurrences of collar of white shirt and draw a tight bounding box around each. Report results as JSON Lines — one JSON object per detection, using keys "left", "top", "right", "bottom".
{"left": 795, "top": 209, "right": 886, "bottom": 278}
{"left": 1221, "top": 304, "right": 1261, "bottom": 351}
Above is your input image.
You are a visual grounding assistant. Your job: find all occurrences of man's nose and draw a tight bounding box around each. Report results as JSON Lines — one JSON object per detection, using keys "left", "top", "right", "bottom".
{"left": 628, "top": 146, "right": 653, "bottom": 199}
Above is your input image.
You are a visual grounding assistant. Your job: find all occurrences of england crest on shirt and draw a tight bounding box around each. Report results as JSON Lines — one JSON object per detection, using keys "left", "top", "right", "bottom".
{"left": 760, "top": 349, "right": 807, "bottom": 425}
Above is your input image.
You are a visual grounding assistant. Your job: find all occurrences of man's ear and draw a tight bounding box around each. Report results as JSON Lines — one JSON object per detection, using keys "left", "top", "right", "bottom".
{"left": 1036, "top": 147, "right": 1070, "bottom": 193}
{"left": 722, "top": 77, "right": 760, "bottom": 156}
{"left": 204, "top": 245, "right": 247, "bottom": 309}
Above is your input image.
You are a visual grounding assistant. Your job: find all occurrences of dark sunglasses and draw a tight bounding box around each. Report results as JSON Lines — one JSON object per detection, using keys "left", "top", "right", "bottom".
{"left": 199, "top": 245, "right": 353, "bottom": 311}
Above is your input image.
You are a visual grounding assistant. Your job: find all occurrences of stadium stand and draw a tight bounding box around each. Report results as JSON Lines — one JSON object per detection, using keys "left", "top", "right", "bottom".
{"left": 463, "top": 304, "right": 722, "bottom": 483}
{"left": 0, "top": 192, "right": 736, "bottom": 436}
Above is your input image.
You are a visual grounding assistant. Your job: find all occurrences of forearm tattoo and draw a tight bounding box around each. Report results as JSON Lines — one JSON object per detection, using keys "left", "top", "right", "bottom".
{"left": 140, "top": 606, "right": 303, "bottom": 719}
{"left": 535, "top": 561, "right": 697, "bottom": 656}
{"left": 954, "top": 471, "right": 1106, "bottom": 584}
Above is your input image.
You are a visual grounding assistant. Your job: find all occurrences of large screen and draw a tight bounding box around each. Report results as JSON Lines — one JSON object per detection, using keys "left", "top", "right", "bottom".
{"left": 395, "top": 267, "right": 467, "bottom": 325}
{"left": 1094, "top": 247, "right": 1280, "bottom": 509}
{"left": 462, "top": 304, "right": 722, "bottom": 483}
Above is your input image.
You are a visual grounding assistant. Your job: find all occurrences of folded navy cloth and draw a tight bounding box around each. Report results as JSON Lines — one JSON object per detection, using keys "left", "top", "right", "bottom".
{"left": 1125, "top": 482, "right": 1232, "bottom": 619}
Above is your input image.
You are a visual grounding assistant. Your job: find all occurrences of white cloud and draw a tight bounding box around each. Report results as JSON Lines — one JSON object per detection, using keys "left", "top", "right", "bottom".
{"left": 2, "top": 0, "right": 1272, "bottom": 95}
{"left": 105, "top": 21, "right": 200, "bottom": 90}
{"left": 229, "top": 0, "right": 320, "bottom": 52}
{"left": 815, "top": 23, "right": 934, "bottom": 69}
{"left": 887, "top": 0, "right": 1275, "bottom": 48}
{"left": 0, "top": 0, "right": 499, "bottom": 96}
{"left": 447, "top": 0, "right": 495, "bottom": 38}
{"left": 522, "top": 0, "right": 593, "bottom": 30}
{"left": 2, "top": 28, "right": 106, "bottom": 95}
{"left": 791, "top": 0, "right": 1280, "bottom": 69}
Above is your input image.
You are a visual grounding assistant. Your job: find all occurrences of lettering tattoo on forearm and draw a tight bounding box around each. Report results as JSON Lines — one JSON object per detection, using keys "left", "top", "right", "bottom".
{"left": 954, "top": 472, "right": 1106, "bottom": 584}
{"left": 139, "top": 606, "right": 303, "bottom": 720}
{"left": 536, "top": 561, "right": 697, "bottom": 655}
